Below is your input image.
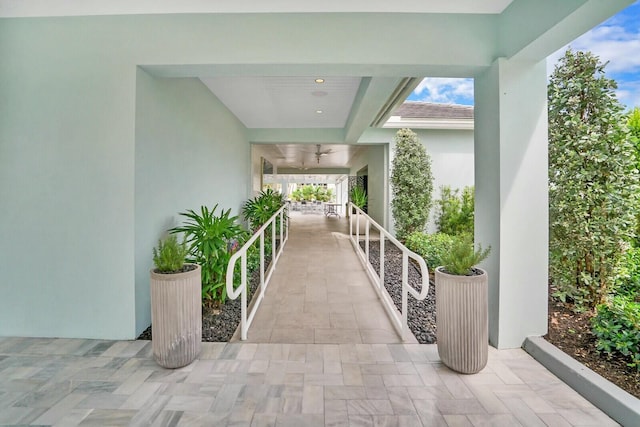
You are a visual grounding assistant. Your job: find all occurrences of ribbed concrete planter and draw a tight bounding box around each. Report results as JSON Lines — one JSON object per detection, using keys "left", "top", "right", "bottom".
{"left": 436, "top": 267, "right": 488, "bottom": 374}
{"left": 150, "top": 264, "right": 202, "bottom": 369}
{"left": 350, "top": 212, "right": 368, "bottom": 235}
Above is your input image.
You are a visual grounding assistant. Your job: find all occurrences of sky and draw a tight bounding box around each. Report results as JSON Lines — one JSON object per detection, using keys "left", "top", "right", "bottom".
{"left": 407, "top": 1, "right": 640, "bottom": 110}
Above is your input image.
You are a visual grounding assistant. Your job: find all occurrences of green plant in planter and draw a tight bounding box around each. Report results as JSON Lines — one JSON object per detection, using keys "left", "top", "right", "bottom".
{"left": 170, "top": 204, "right": 247, "bottom": 307}
{"left": 242, "top": 188, "right": 286, "bottom": 231}
{"left": 440, "top": 235, "right": 490, "bottom": 275}
{"left": 152, "top": 235, "right": 189, "bottom": 273}
{"left": 350, "top": 186, "right": 367, "bottom": 209}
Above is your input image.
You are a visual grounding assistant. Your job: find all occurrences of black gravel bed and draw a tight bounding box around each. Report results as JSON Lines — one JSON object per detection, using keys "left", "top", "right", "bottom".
{"left": 138, "top": 258, "right": 268, "bottom": 342}
{"left": 359, "top": 240, "right": 437, "bottom": 344}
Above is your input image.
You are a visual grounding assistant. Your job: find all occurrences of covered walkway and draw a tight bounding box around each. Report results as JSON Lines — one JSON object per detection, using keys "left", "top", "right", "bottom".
{"left": 233, "top": 212, "right": 413, "bottom": 344}
{"left": 0, "top": 214, "right": 620, "bottom": 425}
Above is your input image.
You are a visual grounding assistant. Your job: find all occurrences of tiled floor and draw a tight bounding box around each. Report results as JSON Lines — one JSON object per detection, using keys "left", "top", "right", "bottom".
{"left": 0, "top": 213, "right": 621, "bottom": 425}
{"left": 233, "top": 212, "right": 414, "bottom": 344}
{"left": 0, "top": 337, "right": 619, "bottom": 426}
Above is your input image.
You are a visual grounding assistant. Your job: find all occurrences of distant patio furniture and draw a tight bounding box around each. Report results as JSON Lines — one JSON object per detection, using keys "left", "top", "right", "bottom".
{"left": 324, "top": 202, "right": 340, "bottom": 218}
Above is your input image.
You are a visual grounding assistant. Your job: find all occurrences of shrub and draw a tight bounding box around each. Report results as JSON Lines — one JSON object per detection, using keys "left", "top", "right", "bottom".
{"left": 152, "top": 235, "right": 189, "bottom": 273}
{"left": 436, "top": 186, "right": 474, "bottom": 236}
{"left": 615, "top": 247, "right": 640, "bottom": 298}
{"left": 548, "top": 49, "right": 639, "bottom": 311}
{"left": 171, "top": 205, "right": 247, "bottom": 307}
{"left": 405, "top": 232, "right": 455, "bottom": 269}
{"left": 592, "top": 295, "right": 640, "bottom": 370}
{"left": 391, "top": 128, "right": 434, "bottom": 241}
{"left": 440, "top": 235, "right": 490, "bottom": 276}
{"left": 242, "top": 188, "right": 286, "bottom": 231}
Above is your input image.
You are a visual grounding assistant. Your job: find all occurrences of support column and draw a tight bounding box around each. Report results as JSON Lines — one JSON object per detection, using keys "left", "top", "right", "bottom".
{"left": 474, "top": 58, "right": 549, "bottom": 348}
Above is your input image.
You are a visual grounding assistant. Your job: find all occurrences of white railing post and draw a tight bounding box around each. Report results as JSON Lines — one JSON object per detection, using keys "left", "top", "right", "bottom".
{"left": 260, "top": 231, "right": 265, "bottom": 298}
{"left": 241, "top": 253, "right": 248, "bottom": 340}
{"left": 272, "top": 220, "right": 276, "bottom": 262}
{"left": 365, "top": 219, "right": 370, "bottom": 261}
{"left": 379, "top": 237, "right": 385, "bottom": 289}
{"left": 401, "top": 253, "right": 409, "bottom": 341}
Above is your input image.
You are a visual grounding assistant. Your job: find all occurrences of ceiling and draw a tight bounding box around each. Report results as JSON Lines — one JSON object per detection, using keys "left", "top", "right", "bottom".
{"left": 257, "top": 144, "right": 366, "bottom": 170}
{"left": 201, "top": 76, "right": 361, "bottom": 129}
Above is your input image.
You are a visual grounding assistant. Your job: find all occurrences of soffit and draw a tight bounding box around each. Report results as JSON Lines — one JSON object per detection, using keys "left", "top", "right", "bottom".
{"left": 0, "top": 0, "right": 514, "bottom": 17}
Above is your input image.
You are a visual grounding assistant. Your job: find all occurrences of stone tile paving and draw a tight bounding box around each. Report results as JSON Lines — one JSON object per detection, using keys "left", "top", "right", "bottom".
{"left": 0, "top": 337, "right": 619, "bottom": 426}
{"left": 233, "top": 212, "right": 417, "bottom": 344}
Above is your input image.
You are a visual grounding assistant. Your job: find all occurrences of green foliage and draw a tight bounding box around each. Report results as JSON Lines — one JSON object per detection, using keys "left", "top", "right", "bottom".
{"left": 390, "top": 128, "right": 434, "bottom": 241}
{"left": 350, "top": 186, "right": 368, "bottom": 208}
{"left": 405, "top": 232, "right": 455, "bottom": 269}
{"left": 242, "top": 188, "right": 286, "bottom": 231}
{"left": 152, "top": 235, "right": 189, "bottom": 273}
{"left": 592, "top": 295, "right": 640, "bottom": 370}
{"left": 301, "top": 185, "right": 316, "bottom": 201}
{"left": 440, "top": 235, "right": 490, "bottom": 276}
{"left": 436, "top": 186, "right": 474, "bottom": 236}
{"left": 627, "top": 108, "right": 640, "bottom": 245}
{"left": 615, "top": 247, "right": 640, "bottom": 298}
{"left": 171, "top": 205, "right": 247, "bottom": 307}
{"left": 548, "top": 49, "right": 639, "bottom": 311}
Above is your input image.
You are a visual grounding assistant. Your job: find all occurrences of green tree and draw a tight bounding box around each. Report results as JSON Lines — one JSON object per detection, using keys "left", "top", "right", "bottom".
{"left": 390, "top": 128, "right": 434, "bottom": 241}
{"left": 548, "top": 49, "right": 639, "bottom": 311}
{"left": 628, "top": 107, "right": 640, "bottom": 245}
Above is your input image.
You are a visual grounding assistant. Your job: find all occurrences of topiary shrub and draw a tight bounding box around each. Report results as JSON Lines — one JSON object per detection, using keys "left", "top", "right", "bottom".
{"left": 405, "top": 232, "right": 455, "bottom": 269}
{"left": 390, "top": 128, "right": 434, "bottom": 241}
{"left": 548, "top": 49, "right": 639, "bottom": 311}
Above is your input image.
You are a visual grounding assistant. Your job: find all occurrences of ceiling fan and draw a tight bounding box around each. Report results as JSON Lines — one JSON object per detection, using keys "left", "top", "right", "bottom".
{"left": 314, "top": 144, "right": 332, "bottom": 164}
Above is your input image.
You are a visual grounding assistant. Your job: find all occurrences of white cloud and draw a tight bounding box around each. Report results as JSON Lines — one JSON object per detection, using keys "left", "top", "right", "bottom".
{"left": 618, "top": 81, "right": 640, "bottom": 109}
{"left": 412, "top": 78, "right": 474, "bottom": 104}
{"left": 570, "top": 25, "right": 640, "bottom": 73}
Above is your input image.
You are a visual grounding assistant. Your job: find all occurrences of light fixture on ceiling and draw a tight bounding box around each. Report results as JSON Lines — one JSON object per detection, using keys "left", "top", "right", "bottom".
{"left": 315, "top": 109, "right": 323, "bottom": 114}
{"left": 314, "top": 78, "right": 325, "bottom": 83}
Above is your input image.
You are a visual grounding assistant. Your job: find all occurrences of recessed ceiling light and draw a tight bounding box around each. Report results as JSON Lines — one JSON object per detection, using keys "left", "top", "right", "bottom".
{"left": 315, "top": 78, "right": 325, "bottom": 83}
{"left": 316, "top": 110, "right": 323, "bottom": 114}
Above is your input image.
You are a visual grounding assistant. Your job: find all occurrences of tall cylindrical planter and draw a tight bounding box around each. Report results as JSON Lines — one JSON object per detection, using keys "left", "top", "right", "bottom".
{"left": 150, "top": 264, "right": 202, "bottom": 369}
{"left": 435, "top": 267, "right": 488, "bottom": 374}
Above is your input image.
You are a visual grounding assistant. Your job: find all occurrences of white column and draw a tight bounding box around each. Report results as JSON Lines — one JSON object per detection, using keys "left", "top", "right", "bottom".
{"left": 474, "top": 58, "right": 549, "bottom": 348}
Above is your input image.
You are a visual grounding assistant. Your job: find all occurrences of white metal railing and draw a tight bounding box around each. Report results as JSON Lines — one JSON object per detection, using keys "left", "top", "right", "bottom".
{"left": 226, "top": 205, "right": 289, "bottom": 340}
{"left": 348, "top": 202, "right": 430, "bottom": 341}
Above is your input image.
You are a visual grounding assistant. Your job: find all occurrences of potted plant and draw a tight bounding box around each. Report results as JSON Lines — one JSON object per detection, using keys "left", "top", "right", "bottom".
{"left": 150, "top": 235, "right": 202, "bottom": 369}
{"left": 435, "top": 235, "right": 490, "bottom": 374}
{"left": 349, "top": 186, "right": 368, "bottom": 234}
{"left": 170, "top": 204, "right": 246, "bottom": 309}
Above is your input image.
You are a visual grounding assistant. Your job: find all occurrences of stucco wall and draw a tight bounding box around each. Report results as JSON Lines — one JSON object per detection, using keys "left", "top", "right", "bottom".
{"left": 0, "top": 17, "right": 252, "bottom": 339}
{"left": 134, "top": 71, "right": 249, "bottom": 336}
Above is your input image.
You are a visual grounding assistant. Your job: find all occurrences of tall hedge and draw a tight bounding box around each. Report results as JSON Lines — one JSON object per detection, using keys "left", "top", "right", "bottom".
{"left": 390, "top": 128, "right": 434, "bottom": 241}
{"left": 548, "top": 49, "right": 639, "bottom": 310}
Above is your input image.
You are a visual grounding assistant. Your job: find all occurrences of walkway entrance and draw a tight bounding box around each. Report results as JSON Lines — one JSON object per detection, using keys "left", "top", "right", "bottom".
{"left": 233, "top": 212, "right": 418, "bottom": 344}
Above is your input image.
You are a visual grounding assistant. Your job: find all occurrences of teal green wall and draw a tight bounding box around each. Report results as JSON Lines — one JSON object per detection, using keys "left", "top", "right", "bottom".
{"left": 0, "top": 20, "right": 137, "bottom": 339}
{"left": 134, "top": 71, "right": 249, "bottom": 336}
{"left": 0, "top": 17, "right": 252, "bottom": 339}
